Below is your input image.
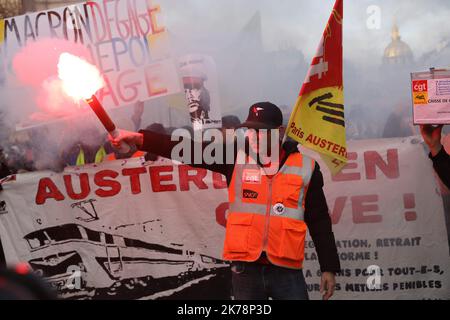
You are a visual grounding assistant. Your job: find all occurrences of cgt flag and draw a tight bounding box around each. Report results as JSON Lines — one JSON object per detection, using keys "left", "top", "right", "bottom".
{"left": 286, "top": 0, "right": 347, "bottom": 175}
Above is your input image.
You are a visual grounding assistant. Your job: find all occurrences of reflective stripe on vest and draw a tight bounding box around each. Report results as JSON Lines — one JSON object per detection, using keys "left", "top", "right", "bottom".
{"left": 76, "top": 146, "right": 108, "bottom": 166}
{"left": 223, "top": 151, "right": 315, "bottom": 269}
{"left": 95, "top": 146, "right": 107, "bottom": 164}
{"left": 76, "top": 147, "right": 86, "bottom": 166}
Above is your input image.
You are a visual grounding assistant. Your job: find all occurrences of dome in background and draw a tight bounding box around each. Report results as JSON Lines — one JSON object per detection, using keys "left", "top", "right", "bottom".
{"left": 383, "top": 23, "right": 414, "bottom": 65}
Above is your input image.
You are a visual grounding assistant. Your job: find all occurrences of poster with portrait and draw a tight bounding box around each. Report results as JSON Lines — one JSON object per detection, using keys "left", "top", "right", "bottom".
{"left": 179, "top": 55, "right": 222, "bottom": 131}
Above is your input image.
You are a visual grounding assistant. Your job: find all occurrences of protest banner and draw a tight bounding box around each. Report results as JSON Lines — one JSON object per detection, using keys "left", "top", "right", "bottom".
{"left": 303, "top": 136, "right": 450, "bottom": 299}
{"left": 0, "top": 157, "right": 231, "bottom": 299}
{"left": 0, "top": 1, "right": 183, "bottom": 129}
{"left": 0, "top": 137, "right": 449, "bottom": 299}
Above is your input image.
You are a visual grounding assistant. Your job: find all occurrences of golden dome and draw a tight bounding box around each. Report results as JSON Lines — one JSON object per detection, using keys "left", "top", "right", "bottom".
{"left": 383, "top": 23, "right": 413, "bottom": 64}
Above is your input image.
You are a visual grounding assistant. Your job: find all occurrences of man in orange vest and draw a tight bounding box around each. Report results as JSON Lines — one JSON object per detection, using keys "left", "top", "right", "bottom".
{"left": 110, "top": 102, "right": 340, "bottom": 300}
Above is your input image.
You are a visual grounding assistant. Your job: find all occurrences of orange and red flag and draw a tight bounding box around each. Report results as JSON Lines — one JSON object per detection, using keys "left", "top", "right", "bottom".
{"left": 287, "top": 0, "right": 347, "bottom": 175}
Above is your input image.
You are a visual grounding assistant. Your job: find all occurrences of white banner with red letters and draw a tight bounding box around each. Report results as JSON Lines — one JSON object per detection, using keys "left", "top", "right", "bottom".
{"left": 0, "top": 137, "right": 449, "bottom": 300}
{"left": 0, "top": 157, "right": 231, "bottom": 300}
{"left": 303, "top": 136, "right": 450, "bottom": 300}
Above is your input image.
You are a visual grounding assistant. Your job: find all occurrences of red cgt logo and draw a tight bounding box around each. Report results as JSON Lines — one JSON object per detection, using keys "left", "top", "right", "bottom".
{"left": 413, "top": 80, "right": 428, "bottom": 93}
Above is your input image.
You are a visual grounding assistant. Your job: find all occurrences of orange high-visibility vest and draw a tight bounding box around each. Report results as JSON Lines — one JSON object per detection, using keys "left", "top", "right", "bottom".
{"left": 223, "top": 152, "right": 315, "bottom": 270}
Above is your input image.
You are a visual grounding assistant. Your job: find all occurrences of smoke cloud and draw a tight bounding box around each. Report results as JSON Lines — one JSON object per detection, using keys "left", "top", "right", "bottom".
{"left": 1, "top": 0, "right": 450, "bottom": 172}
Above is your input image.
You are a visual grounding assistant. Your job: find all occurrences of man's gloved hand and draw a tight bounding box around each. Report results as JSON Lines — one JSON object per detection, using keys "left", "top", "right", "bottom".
{"left": 420, "top": 125, "right": 444, "bottom": 157}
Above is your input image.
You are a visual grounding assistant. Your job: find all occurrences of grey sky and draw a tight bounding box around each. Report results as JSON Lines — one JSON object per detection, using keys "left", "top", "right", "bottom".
{"left": 3, "top": 0, "right": 449, "bottom": 139}
{"left": 160, "top": 0, "right": 450, "bottom": 67}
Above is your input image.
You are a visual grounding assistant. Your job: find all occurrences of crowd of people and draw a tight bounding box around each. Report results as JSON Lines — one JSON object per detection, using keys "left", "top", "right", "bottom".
{"left": 0, "top": 97, "right": 430, "bottom": 182}
{"left": 0, "top": 100, "right": 449, "bottom": 301}
{"left": 0, "top": 110, "right": 245, "bottom": 181}
{"left": 0, "top": 106, "right": 449, "bottom": 181}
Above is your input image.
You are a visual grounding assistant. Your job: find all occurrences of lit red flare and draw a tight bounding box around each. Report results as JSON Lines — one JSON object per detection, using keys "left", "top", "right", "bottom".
{"left": 58, "top": 53, "right": 104, "bottom": 101}
{"left": 58, "top": 53, "right": 130, "bottom": 153}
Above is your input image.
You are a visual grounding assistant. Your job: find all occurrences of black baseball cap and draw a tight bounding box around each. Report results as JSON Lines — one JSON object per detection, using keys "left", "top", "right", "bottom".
{"left": 240, "top": 102, "right": 283, "bottom": 129}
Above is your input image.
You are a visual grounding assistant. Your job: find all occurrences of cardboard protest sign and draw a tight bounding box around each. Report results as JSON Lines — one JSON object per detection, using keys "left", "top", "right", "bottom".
{"left": 0, "top": 1, "right": 182, "bottom": 129}
{"left": 411, "top": 69, "right": 450, "bottom": 124}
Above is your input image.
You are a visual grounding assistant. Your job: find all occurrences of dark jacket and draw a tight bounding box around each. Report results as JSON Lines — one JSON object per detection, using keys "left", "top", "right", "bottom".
{"left": 430, "top": 148, "right": 450, "bottom": 189}
{"left": 0, "top": 237, "right": 5, "bottom": 268}
{"left": 139, "top": 130, "right": 341, "bottom": 273}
